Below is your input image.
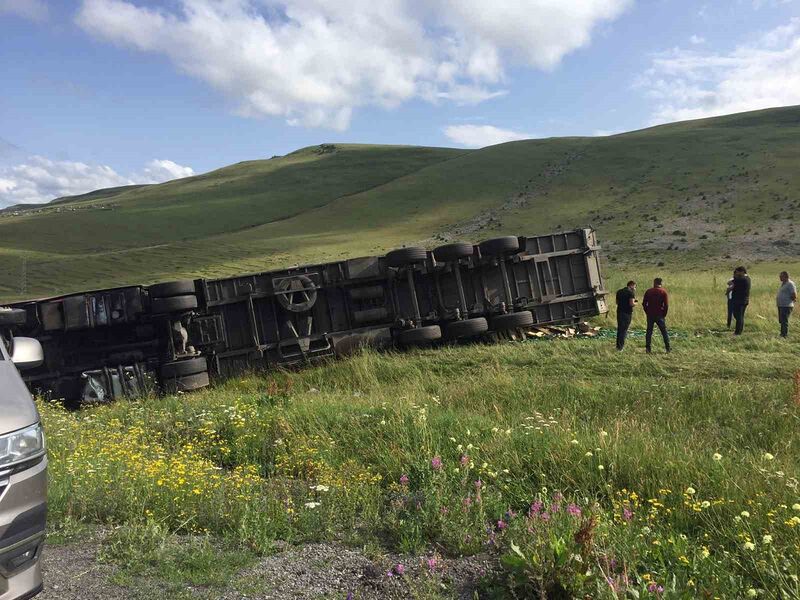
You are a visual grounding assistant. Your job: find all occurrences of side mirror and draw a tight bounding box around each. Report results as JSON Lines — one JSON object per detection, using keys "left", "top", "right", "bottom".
{"left": 11, "top": 337, "right": 44, "bottom": 370}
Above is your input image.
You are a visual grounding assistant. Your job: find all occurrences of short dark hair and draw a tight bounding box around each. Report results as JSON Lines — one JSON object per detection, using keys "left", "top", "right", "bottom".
{"left": 780, "top": 271, "right": 789, "bottom": 278}
{"left": 735, "top": 265, "right": 747, "bottom": 274}
{"left": 654, "top": 277, "right": 663, "bottom": 286}
{"left": 627, "top": 280, "right": 635, "bottom": 287}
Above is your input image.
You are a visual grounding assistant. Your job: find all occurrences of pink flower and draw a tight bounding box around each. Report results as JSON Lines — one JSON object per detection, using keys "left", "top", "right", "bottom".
{"left": 399, "top": 474, "right": 409, "bottom": 485}
{"left": 529, "top": 500, "right": 543, "bottom": 517}
{"left": 497, "top": 520, "right": 507, "bottom": 530}
{"left": 394, "top": 564, "right": 405, "bottom": 576}
{"left": 567, "top": 503, "right": 582, "bottom": 517}
{"left": 426, "top": 557, "right": 437, "bottom": 572}
{"left": 463, "top": 496, "right": 472, "bottom": 507}
{"left": 623, "top": 508, "right": 633, "bottom": 521}
{"left": 460, "top": 454, "right": 469, "bottom": 466}
{"left": 474, "top": 479, "right": 482, "bottom": 489}
{"left": 541, "top": 512, "right": 551, "bottom": 522}
{"left": 431, "top": 456, "right": 443, "bottom": 470}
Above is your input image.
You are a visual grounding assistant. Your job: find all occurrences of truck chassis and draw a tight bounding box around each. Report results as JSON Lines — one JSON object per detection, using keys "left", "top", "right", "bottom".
{"left": 5, "top": 229, "right": 608, "bottom": 404}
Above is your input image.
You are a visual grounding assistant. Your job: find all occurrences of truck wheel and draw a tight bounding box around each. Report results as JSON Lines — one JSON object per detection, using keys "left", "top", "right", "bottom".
{"left": 149, "top": 280, "right": 196, "bottom": 298}
{"left": 445, "top": 317, "right": 488, "bottom": 339}
{"left": 479, "top": 236, "right": 520, "bottom": 256}
{"left": 0, "top": 307, "right": 27, "bottom": 327}
{"left": 163, "top": 371, "right": 210, "bottom": 393}
{"left": 397, "top": 325, "right": 441, "bottom": 346}
{"left": 160, "top": 356, "right": 207, "bottom": 378}
{"left": 151, "top": 295, "right": 198, "bottom": 314}
{"left": 433, "top": 242, "right": 474, "bottom": 263}
{"left": 491, "top": 311, "right": 534, "bottom": 331}
{"left": 386, "top": 247, "right": 428, "bottom": 267}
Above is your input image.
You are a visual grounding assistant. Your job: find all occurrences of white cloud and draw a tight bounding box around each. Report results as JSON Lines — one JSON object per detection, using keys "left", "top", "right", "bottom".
{"left": 0, "top": 156, "right": 195, "bottom": 207}
{"left": 689, "top": 35, "right": 706, "bottom": 45}
{"left": 75, "top": 0, "right": 630, "bottom": 130}
{"left": 0, "top": 0, "right": 48, "bottom": 21}
{"left": 444, "top": 124, "right": 533, "bottom": 148}
{"left": 639, "top": 17, "right": 800, "bottom": 124}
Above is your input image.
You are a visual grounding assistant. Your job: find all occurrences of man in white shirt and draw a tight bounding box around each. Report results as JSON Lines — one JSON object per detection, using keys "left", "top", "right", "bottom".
{"left": 777, "top": 271, "right": 797, "bottom": 338}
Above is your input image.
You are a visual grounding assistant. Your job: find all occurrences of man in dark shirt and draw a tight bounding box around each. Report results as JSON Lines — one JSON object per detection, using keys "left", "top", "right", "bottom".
{"left": 615, "top": 280, "right": 637, "bottom": 350}
{"left": 731, "top": 266, "right": 751, "bottom": 335}
{"left": 642, "top": 277, "right": 670, "bottom": 353}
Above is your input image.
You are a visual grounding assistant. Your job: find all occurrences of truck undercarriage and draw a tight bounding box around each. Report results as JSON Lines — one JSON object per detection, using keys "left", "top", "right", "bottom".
{"left": 3, "top": 229, "right": 608, "bottom": 405}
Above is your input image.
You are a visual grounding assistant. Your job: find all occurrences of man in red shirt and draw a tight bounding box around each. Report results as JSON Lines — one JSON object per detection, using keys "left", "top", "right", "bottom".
{"left": 642, "top": 277, "right": 671, "bottom": 353}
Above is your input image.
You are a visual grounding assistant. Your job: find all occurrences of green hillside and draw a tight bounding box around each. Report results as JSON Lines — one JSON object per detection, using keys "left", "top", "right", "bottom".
{"left": 1, "top": 106, "right": 799, "bottom": 300}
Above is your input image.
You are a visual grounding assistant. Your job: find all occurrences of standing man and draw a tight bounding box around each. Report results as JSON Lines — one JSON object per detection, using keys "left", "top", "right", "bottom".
{"left": 642, "top": 277, "right": 670, "bottom": 353}
{"left": 777, "top": 271, "right": 797, "bottom": 338}
{"left": 726, "top": 271, "right": 735, "bottom": 329}
{"left": 731, "top": 266, "right": 751, "bottom": 336}
{"left": 615, "top": 280, "right": 637, "bottom": 351}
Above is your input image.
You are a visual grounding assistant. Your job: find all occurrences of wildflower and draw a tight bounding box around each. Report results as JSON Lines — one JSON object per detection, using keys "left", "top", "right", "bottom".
{"left": 647, "top": 582, "right": 664, "bottom": 593}
{"left": 394, "top": 564, "right": 405, "bottom": 576}
{"left": 762, "top": 534, "right": 772, "bottom": 544}
{"left": 600, "top": 430, "right": 608, "bottom": 437}
{"left": 746, "top": 590, "right": 758, "bottom": 598}
{"left": 685, "top": 487, "right": 696, "bottom": 495}
{"left": 763, "top": 453, "right": 774, "bottom": 461}
{"left": 460, "top": 454, "right": 469, "bottom": 466}
{"left": 743, "top": 541, "right": 755, "bottom": 551}
{"left": 740, "top": 510, "right": 750, "bottom": 518}
{"left": 311, "top": 484, "right": 330, "bottom": 492}
{"left": 792, "top": 503, "right": 800, "bottom": 511}
{"left": 426, "top": 557, "right": 437, "bottom": 572}
{"left": 701, "top": 501, "right": 711, "bottom": 509}
{"left": 570, "top": 439, "right": 579, "bottom": 445}
{"left": 529, "top": 500, "right": 543, "bottom": 516}
{"left": 431, "top": 456, "right": 443, "bottom": 470}
{"left": 497, "top": 520, "right": 507, "bottom": 530}
{"left": 623, "top": 508, "right": 633, "bottom": 521}
{"left": 712, "top": 453, "right": 722, "bottom": 461}
{"left": 304, "top": 501, "right": 321, "bottom": 509}
{"left": 474, "top": 479, "right": 482, "bottom": 489}
{"left": 585, "top": 451, "right": 593, "bottom": 457}
{"left": 598, "top": 464, "right": 605, "bottom": 471}
{"left": 567, "top": 503, "right": 582, "bottom": 517}
{"left": 399, "top": 474, "right": 409, "bottom": 486}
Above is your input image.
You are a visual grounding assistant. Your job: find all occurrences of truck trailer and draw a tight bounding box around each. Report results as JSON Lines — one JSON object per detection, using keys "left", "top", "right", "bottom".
{"left": 1, "top": 229, "right": 608, "bottom": 405}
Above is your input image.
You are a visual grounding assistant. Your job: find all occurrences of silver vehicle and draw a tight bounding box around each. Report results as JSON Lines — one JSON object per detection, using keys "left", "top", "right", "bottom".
{"left": 0, "top": 309, "right": 47, "bottom": 600}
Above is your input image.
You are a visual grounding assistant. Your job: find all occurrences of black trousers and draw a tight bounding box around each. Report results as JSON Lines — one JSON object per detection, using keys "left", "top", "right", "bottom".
{"left": 779, "top": 306, "right": 793, "bottom": 338}
{"left": 645, "top": 316, "right": 670, "bottom": 352}
{"left": 727, "top": 298, "right": 734, "bottom": 328}
{"left": 733, "top": 303, "right": 747, "bottom": 335}
{"left": 616, "top": 311, "right": 632, "bottom": 350}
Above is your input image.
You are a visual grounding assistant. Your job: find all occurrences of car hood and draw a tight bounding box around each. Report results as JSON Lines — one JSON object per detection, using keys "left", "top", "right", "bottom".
{"left": 0, "top": 361, "right": 39, "bottom": 434}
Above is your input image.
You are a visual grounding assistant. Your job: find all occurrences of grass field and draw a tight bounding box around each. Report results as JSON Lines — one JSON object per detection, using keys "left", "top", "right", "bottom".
{"left": 41, "top": 267, "right": 800, "bottom": 599}
{"left": 1, "top": 106, "right": 799, "bottom": 300}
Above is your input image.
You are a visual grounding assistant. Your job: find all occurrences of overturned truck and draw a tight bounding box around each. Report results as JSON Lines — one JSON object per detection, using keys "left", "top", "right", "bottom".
{"left": 3, "top": 229, "right": 608, "bottom": 404}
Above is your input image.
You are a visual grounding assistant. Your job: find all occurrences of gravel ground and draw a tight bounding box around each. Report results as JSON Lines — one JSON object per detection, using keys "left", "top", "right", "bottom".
{"left": 35, "top": 539, "right": 499, "bottom": 600}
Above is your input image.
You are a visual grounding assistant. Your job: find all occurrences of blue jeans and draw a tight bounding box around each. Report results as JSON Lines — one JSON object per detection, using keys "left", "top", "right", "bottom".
{"left": 779, "top": 306, "right": 793, "bottom": 337}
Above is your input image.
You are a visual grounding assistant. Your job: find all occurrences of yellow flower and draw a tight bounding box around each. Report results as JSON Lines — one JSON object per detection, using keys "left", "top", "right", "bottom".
{"left": 762, "top": 534, "right": 772, "bottom": 545}
{"left": 740, "top": 511, "right": 750, "bottom": 518}
{"left": 762, "top": 453, "right": 774, "bottom": 461}
{"left": 746, "top": 589, "right": 757, "bottom": 598}
{"left": 792, "top": 503, "right": 800, "bottom": 511}
{"left": 712, "top": 453, "right": 722, "bottom": 461}
{"left": 743, "top": 542, "right": 755, "bottom": 551}
{"left": 701, "top": 501, "right": 711, "bottom": 509}
{"left": 685, "top": 487, "right": 696, "bottom": 495}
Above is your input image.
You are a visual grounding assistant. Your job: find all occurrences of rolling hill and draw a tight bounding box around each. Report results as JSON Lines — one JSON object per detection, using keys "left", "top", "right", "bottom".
{"left": 1, "top": 106, "right": 799, "bottom": 300}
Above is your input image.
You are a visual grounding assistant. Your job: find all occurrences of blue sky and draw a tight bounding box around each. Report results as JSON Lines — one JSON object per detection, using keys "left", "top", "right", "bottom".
{"left": 1, "top": 0, "right": 799, "bottom": 206}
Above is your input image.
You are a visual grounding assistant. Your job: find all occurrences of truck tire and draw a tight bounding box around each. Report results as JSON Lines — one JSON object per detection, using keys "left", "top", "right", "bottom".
{"left": 0, "top": 307, "right": 27, "bottom": 327}
{"left": 397, "top": 325, "right": 441, "bottom": 346}
{"left": 479, "top": 236, "right": 520, "bottom": 256}
{"left": 163, "top": 371, "right": 210, "bottom": 393}
{"left": 445, "top": 317, "right": 488, "bottom": 339}
{"left": 386, "top": 247, "right": 428, "bottom": 267}
{"left": 433, "top": 242, "right": 474, "bottom": 262}
{"left": 151, "top": 295, "right": 198, "bottom": 314}
{"left": 149, "top": 280, "right": 196, "bottom": 298}
{"left": 160, "top": 357, "right": 208, "bottom": 378}
{"left": 491, "top": 311, "right": 534, "bottom": 331}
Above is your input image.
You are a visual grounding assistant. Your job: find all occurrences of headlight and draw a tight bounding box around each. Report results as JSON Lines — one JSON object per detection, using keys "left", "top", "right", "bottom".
{"left": 0, "top": 422, "right": 45, "bottom": 468}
